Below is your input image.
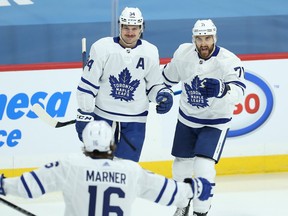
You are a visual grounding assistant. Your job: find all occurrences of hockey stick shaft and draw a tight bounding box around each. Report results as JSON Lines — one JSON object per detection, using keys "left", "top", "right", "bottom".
{"left": 82, "top": 37, "right": 87, "bottom": 69}
{"left": 31, "top": 104, "right": 75, "bottom": 128}
{"left": 0, "top": 197, "right": 36, "bottom": 216}
{"left": 113, "top": 122, "right": 136, "bottom": 151}
{"left": 183, "top": 198, "right": 192, "bottom": 216}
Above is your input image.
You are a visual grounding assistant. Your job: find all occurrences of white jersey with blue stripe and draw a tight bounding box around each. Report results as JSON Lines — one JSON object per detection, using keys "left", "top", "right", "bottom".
{"left": 77, "top": 37, "right": 165, "bottom": 123}
{"left": 163, "top": 43, "right": 246, "bottom": 129}
{"left": 3, "top": 155, "right": 193, "bottom": 216}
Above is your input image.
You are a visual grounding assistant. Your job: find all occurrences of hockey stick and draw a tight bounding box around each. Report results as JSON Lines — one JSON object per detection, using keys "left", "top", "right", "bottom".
{"left": 82, "top": 37, "right": 87, "bottom": 69}
{"left": 30, "top": 38, "right": 87, "bottom": 128}
{"left": 183, "top": 198, "right": 192, "bottom": 216}
{"left": 32, "top": 104, "right": 137, "bottom": 150}
{"left": 0, "top": 197, "right": 36, "bottom": 216}
{"left": 31, "top": 103, "right": 75, "bottom": 128}
{"left": 113, "top": 121, "right": 136, "bottom": 151}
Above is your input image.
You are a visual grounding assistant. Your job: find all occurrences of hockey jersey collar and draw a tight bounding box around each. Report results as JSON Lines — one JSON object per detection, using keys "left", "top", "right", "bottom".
{"left": 113, "top": 36, "right": 142, "bottom": 49}
{"left": 197, "top": 45, "right": 220, "bottom": 61}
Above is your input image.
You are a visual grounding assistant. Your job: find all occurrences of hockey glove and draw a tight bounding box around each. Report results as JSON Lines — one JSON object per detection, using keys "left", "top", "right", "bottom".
{"left": 75, "top": 109, "right": 96, "bottom": 141}
{"left": 184, "top": 177, "right": 212, "bottom": 201}
{"left": 156, "top": 88, "right": 173, "bottom": 114}
{"left": 0, "top": 174, "right": 5, "bottom": 195}
{"left": 198, "top": 78, "right": 230, "bottom": 98}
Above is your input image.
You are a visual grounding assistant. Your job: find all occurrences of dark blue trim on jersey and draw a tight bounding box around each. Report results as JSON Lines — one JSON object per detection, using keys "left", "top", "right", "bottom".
{"left": 77, "top": 86, "right": 96, "bottom": 97}
{"left": 211, "top": 46, "right": 220, "bottom": 57}
{"left": 167, "top": 180, "right": 178, "bottom": 206}
{"left": 162, "top": 71, "right": 179, "bottom": 85}
{"left": 96, "top": 105, "right": 148, "bottom": 117}
{"left": 146, "top": 84, "right": 161, "bottom": 96}
{"left": 20, "top": 175, "right": 32, "bottom": 198}
{"left": 31, "top": 171, "right": 45, "bottom": 195}
{"left": 227, "top": 81, "right": 246, "bottom": 90}
{"left": 179, "top": 108, "right": 232, "bottom": 125}
{"left": 81, "top": 77, "right": 99, "bottom": 90}
{"left": 155, "top": 178, "right": 168, "bottom": 203}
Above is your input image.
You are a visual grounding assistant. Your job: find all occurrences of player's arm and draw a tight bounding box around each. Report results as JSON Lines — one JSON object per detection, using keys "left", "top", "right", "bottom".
{"left": 213, "top": 57, "right": 246, "bottom": 104}
{"left": 199, "top": 57, "right": 246, "bottom": 102}
{"left": 144, "top": 48, "right": 174, "bottom": 114}
{"left": 161, "top": 45, "right": 183, "bottom": 87}
{"left": 1, "top": 161, "right": 67, "bottom": 199}
{"left": 137, "top": 168, "right": 212, "bottom": 208}
{"left": 77, "top": 43, "right": 102, "bottom": 112}
{"left": 76, "top": 42, "right": 103, "bottom": 140}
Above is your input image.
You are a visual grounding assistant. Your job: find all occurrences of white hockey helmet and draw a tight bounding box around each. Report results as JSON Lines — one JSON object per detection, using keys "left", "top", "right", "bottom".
{"left": 193, "top": 19, "right": 217, "bottom": 36}
{"left": 192, "top": 19, "right": 217, "bottom": 43}
{"left": 119, "top": 7, "right": 144, "bottom": 30}
{"left": 82, "top": 121, "right": 113, "bottom": 152}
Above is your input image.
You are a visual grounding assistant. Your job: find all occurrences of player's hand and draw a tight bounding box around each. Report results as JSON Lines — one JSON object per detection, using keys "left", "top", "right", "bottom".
{"left": 156, "top": 88, "right": 173, "bottom": 114}
{"left": 184, "top": 177, "right": 212, "bottom": 201}
{"left": 0, "top": 174, "right": 6, "bottom": 195}
{"left": 198, "top": 78, "right": 229, "bottom": 98}
{"left": 75, "top": 109, "right": 96, "bottom": 141}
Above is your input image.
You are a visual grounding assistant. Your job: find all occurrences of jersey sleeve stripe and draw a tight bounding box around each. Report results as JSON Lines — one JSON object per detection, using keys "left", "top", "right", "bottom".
{"left": 80, "top": 77, "right": 99, "bottom": 90}
{"left": 77, "top": 86, "right": 96, "bottom": 97}
{"left": 154, "top": 177, "right": 168, "bottom": 203}
{"left": 20, "top": 175, "right": 32, "bottom": 198}
{"left": 31, "top": 171, "right": 45, "bottom": 195}
{"left": 167, "top": 180, "right": 178, "bottom": 206}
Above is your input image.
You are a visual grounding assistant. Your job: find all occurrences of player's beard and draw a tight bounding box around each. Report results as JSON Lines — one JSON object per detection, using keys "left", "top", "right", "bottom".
{"left": 197, "top": 44, "right": 215, "bottom": 59}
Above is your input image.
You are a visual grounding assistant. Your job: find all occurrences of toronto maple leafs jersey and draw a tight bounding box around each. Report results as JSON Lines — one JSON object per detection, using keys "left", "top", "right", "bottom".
{"left": 163, "top": 43, "right": 246, "bottom": 129}
{"left": 3, "top": 155, "right": 194, "bottom": 216}
{"left": 77, "top": 37, "right": 165, "bottom": 122}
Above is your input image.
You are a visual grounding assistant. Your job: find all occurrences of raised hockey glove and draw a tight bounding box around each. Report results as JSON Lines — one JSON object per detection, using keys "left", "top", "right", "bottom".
{"left": 184, "top": 177, "right": 212, "bottom": 201}
{"left": 75, "top": 109, "right": 96, "bottom": 141}
{"left": 198, "top": 78, "right": 230, "bottom": 98}
{"left": 156, "top": 88, "right": 173, "bottom": 114}
{"left": 0, "top": 174, "right": 5, "bottom": 195}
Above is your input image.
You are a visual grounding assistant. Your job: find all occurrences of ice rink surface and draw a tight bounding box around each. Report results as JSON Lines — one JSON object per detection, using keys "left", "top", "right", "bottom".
{"left": 1, "top": 172, "right": 288, "bottom": 216}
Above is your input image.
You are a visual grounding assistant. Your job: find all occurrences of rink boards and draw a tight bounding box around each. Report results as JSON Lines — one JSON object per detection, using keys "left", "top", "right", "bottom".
{"left": 0, "top": 56, "right": 288, "bottom": 177}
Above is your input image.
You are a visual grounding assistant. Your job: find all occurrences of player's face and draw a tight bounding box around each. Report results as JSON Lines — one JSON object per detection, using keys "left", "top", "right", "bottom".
{"left": 195, "top": 35, "right": 215, "bottom": 59}
{"left": 120, "top": 25, "right": 142, "bottom": 48}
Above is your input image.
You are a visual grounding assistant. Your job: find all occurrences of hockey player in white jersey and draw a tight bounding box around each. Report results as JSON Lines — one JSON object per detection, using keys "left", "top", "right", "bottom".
{"left": 75, "top": 7, "right": 173, "bottom": 162}
{"left": 0, "top": 121, "right": 212, "bottom": 216}
{"left": 162, "top": 19, "right": 246, "bottom": 216}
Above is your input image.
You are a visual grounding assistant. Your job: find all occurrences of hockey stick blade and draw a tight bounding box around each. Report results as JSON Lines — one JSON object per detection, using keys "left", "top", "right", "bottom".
{"left": 0, "top": 197, "right": 36, "bottom": 216}
{"left": 55, "top": 119, "right": 76, "bottom": 128}
{"left": 31, "top": 103, "right": 75, "bottom": 128}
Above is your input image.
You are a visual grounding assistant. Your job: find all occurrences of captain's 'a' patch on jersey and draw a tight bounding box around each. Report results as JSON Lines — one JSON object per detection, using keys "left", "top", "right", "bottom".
{"left": 109, "top": 68, "right": 140, "bottom": 102}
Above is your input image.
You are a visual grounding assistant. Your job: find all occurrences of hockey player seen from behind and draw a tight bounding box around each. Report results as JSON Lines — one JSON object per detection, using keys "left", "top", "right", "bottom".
{"left": 162, "top": 19, "right": 246, "bottom": 216}
{"left": 0, "top": 121, "right": 212, "bottom": 216}
{"left": 75, "top": 7, "right": 174, "bottom": 162}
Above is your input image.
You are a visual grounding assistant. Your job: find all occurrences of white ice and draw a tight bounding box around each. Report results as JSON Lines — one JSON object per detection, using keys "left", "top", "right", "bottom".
{"left": 1, "top": 172, "right": 288, "bottom": 216}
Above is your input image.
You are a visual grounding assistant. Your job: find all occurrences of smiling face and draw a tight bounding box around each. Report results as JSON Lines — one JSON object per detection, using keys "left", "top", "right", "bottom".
{"left": 119, "top": 25, "right": 142, "bottom": 48}
{"left": 194, "top": 35, "right": 215, "bottom": 59}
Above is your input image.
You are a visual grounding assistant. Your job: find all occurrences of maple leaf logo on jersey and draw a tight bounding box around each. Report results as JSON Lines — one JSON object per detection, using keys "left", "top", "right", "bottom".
{"left": 184, "top": 76, "right": 209, "bottom": 108}
{"left": 109, "top": 68, "right": 140, "bottom": 101}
